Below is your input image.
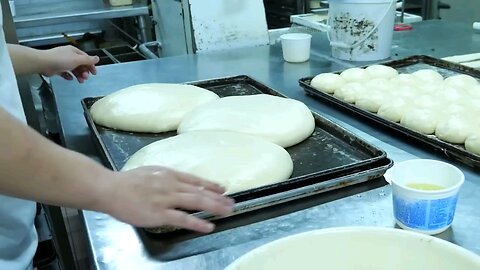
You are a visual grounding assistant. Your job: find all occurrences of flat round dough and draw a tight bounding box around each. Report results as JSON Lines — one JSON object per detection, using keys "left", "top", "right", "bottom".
{"left": 466, "top": 134, "right": 480, "bottom": 155}
{"left": 178, "top": 94, "right": 315, "bottom": 148}
{"left": 334, "top": 82, "right": 365, "bottom": 103}
{"left": 365, "top": 64, "right": 398, "bottom": 79}
{"left": 412, "top": 69, "right": 444, "bottom": 84}
{"left": 377, "top": 97, "right": 411, "bottom": 122}
{"left": 340, "top": 68, "right": 370, "bottom": 83}
{"left": 400, "top": 108, "right": 439, "bottom": 134}
{"left": 122, "top": 131, "right": 294, "bottom": 194}
{"left": 90, "top": 83, "right": 219, "bottom": 133}
{"left": 444, "top": 74, "right": 478, "bottom": 89}
{"left": 435, "top": 116, "right": 472, "bottom": 144}
{"left": 311, "top": 73, "right": 344, "bottom": 94}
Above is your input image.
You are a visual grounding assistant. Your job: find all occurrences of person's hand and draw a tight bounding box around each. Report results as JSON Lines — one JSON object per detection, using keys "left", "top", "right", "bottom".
{"left": 101, "top": 166, "right": 234, "bottom": 233}
{"left": 42, "top": 45, "right": 99, "bottom": 83}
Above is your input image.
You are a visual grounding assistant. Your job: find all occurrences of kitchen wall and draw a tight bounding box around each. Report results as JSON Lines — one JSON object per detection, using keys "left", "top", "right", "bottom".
{"left": 440, "top": 0, "right": 480, "bottom": 23}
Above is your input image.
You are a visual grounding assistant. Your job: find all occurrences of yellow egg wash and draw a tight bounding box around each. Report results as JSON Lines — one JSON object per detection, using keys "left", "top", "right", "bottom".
{"left": 406, "top": 183, "right": 445, "bottom": 191}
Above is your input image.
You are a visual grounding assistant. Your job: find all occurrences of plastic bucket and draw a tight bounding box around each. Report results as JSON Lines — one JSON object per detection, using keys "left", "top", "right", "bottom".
{"left": 328, "top": 0, "right": 396, "bottom": 61}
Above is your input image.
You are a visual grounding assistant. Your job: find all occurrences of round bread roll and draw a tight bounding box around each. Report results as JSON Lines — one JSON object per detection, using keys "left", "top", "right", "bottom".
{"left": 393, "top": 74, "right": 420, "bottom": 88}
{"left": 412, "top": 69, "right": 444, "bottom": 84}
{"left": 334, "top": 82, "right": 366, "bottom": 103}
{"left": 363, "top": 78, "right": 396, "bottom": 93}
{"left": 90, "top": 83, "right": 219, "bottom": 133}
{"left": 355, "top": 90, "right": 389, "bottom": 113}
{"left": 464, "top": 98, "right": 480, "bottom": 111}
{"left": 365, "top": 65, "right": 398, "bottom": 79}
{"left": 400, "top": 108, "right": 440, "bottom": 135}
{"left": 435, "top": 115, "right": 473, "bottom": 144}
{"left": 465, "top": 134, "right": 480, "bottom": 155}
{"left": 178, "top": 94, "right": 315, "bottom": 148}
{"left": 418, "top": 82, "right": 443, "bottom": 95}
{"left": 340, "top": 68, "right": 370, "bottom": 83}
{"left": 445, "top": 74, "right": 478, "bottom": 89}
{"left": 444, "top": 104, "right": 468, "bottom": 116}
{"left": 377, "top": 97, "right": 412, "bottom": 122}
{"left": 122, "top": 131, "right": 294, "bottom": 194}
{"left": 311, "top": 73, "right": 344, "bottom": 94}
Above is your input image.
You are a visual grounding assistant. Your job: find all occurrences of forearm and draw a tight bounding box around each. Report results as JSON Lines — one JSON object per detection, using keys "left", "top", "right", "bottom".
{"left": 0, "top": 108, "right": 113, "bottom": 211}
{"left": 7, "top": 44, "right": 50, "bottom": 75}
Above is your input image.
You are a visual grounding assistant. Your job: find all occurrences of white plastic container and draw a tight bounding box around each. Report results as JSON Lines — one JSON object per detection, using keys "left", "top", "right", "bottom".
{"left": 109, "top": 0, "right": 133, "bottom": 7}
{"left": 386, "top": 159, "right": 465, "bottom": 235}
{"left": 280, "top": 33, "right": 312, "bottom": 63}
{"left": 226, "top": 227, "right": 480, "bottom": 270}
{"left": 328, "top": 0, "right": 396, "bottom": 61}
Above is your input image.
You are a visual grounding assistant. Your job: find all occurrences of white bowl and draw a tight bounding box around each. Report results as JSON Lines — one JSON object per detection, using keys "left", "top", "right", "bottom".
{"left": 280, "top": 33, "right": 312, "bottom": 63}
{"left": 226, "top": 227, "right": 480, "bottom": 270}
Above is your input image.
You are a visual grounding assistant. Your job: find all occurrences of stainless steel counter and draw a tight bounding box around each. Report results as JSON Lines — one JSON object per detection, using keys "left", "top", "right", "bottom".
{"left": 51, "top": 20, "right": 480, "bottom": 269}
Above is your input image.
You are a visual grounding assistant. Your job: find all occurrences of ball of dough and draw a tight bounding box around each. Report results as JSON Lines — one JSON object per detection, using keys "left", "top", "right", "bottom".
{"left": 435, "top": 115, "right": 473, "bottom": 144}
{"left": 444, "top": 104, "right": 468, "bottom": 116}
{"left": 434, "top": 86, "right": 466, "bottom": 102}
{"left": 310, "top": 73, "right": 344, "bottom": 94}
{"left": 391, "top": 85, "right": 420, "bottom": 99}
{"left": 363, "top": 78, "right": 396, "bottom": 93}
{"left": 412, "top": 69, "right": 444, "bottom": 84}
{"left": 122, "top": 131, "right": 294, "bottom": 194}
{"left": 355, "top": 90, "right": 389, "bottom": 113}
{"left": 413, "top": 94, "right": 445, "bottom": 111}
{"left": 418, "top": 82, "right": 443, "bottom": 95}
{"left": 467, "top": 85, "right": 480, "bottom": 98}
{"left": 334, "top": 82, "right": 366, "bottom": 103}
{"left": 90, "top": 83, "right": 219, "bottom": 133}
{"left": 393, "top": 74, "right": 420, "bottom": 88}
{"left": 377, "top": 97, "right": 412, "bottom": 122}
{"left": 444, "top": 74, "right": 478, "bottom": 89}
{"left": 465, "top": 134, "right": 480, "bottom": 155}
{"left": 340, "top": 68, "right": 370, "bottom": 83}
{"left": 365, "top": 64, "right": 398, "bottom": 79}
{"left": 400, "top": 108, "right": 440, "bottom": 134}
{"left": 178, "top": 94, "right": 315, "bottom": 148}
{"left": 463, "top": 98, "right": 480, "bottom": 111}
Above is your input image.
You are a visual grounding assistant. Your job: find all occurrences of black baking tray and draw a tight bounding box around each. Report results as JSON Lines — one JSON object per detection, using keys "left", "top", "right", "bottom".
{"left": 300, "top": 55, "right": 480, "bottom": 170}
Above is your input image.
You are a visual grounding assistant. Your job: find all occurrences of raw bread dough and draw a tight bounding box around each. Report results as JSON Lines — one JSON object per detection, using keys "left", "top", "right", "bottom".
{"left": 418, "top": 82, "right": 443, "bottom": 95}
{"left": 394, "top": 74, "right": 420, "bottom": 88}
{"left": 467, "top": 85, "right": 480, "bottom": 98}
{"left": 311, "top": 73, "right": 344, "bottom": 94}
{"left": 355, "top": 90, "right": 388, "bottom": 113}
{"left": 435, "top": 86, "right": 465, "bottom": 102}
{"left": 412, "top": 69, "right": 444, "bottom": 83}
{"left": 90, "top": 83, "right": 219, "bottom": 133}
{"left": 340, "top": 68, "right": 370, "bottom": 83}
{"left": 365, "top": 64, "right": 398, "bottom": 79}
{"left": 413, "top": 94, "right": 444, "bottom": 111}
{"left": 445, "top": 74, "right": 478, "bottom": 89}
{"left": 377, "top": 97, "right": 411, "bottom": 122}
{"left": 122, "top": 131, "right": 294, "bottom": 194}
{"left": 435, "top": 116, "right": 472, "bottom": 144}
{"left": 391, "top": 85, "right": 419, "bottom": 99}
{"left": 400, "top": 108, "right": 439, "bottom": 134}
{"left": 363, "top": 78, "right": 396, "bottom": 93}
{"left": 177, "top": 94, "right": 315, "bottom": 147}
{"left": 465, "top": 134, "right": 480, "bottom": 155}
{"left": 334, "top": 82, "right": 365, "bottom": 103}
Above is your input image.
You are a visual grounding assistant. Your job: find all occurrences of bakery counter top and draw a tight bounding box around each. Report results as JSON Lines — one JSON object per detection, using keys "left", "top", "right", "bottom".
{"left": 51, "top": 20, "right": 480, "bottom": 269}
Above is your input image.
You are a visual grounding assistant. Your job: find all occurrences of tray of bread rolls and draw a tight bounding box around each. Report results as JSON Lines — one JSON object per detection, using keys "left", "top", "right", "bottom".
{"left": 300, "top": 55, "right": 480, "bottom": 169}
{"left": 81, "top": 75, "right": 392, "bottom": 235}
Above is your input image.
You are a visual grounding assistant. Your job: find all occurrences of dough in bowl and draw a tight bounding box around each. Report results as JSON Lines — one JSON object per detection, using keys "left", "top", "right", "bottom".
{"left": 178, "top": 94, "right": 315, "bottom": 147}
{"left": 90, "top": 83, "right": 219, "bottom": 133}
{"left": 310, "top": 73, "right": 344, "bottom": 94}
{"left": 122, "top": 131, "right": 294, "bottom": 194}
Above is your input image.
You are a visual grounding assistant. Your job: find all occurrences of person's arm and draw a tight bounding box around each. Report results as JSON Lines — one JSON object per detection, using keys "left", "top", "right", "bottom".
{"left": 7, "top": 44, "right": 99, "bottom": 83}
{"left": 0, "top": 108, "right": 233, "bottom": 232}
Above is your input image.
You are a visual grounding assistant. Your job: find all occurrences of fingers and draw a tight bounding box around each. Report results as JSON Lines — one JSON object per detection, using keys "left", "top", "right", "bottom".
{"left": 60, "top": 72, "right": 73, "bottom": 81}
{"left": 175, "top": 171, "right": 227, "bottom": 194}
{"left": 176, "top": 183, "right": 234, "bottom": 207}
{"left": 162, "top": 209, "right": 215, "bottom": 233}
{"left": 169, "top": 192, "right": 233, "bottom": 217}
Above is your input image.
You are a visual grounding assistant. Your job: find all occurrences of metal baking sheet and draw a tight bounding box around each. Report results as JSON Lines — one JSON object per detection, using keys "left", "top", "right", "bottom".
{"left": 299, "top": 55, "right": 480, "bottom": 169}
{"left": 81, "top": 75, "right": 389, "bottom": 225}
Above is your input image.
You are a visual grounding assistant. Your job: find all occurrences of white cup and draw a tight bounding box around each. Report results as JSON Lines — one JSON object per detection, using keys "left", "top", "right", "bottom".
{"left": 386, "top": 159, "right": 464, "bottom": 235}
{"left": 280, "top": 33, "right": 312, "bottom": 63}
